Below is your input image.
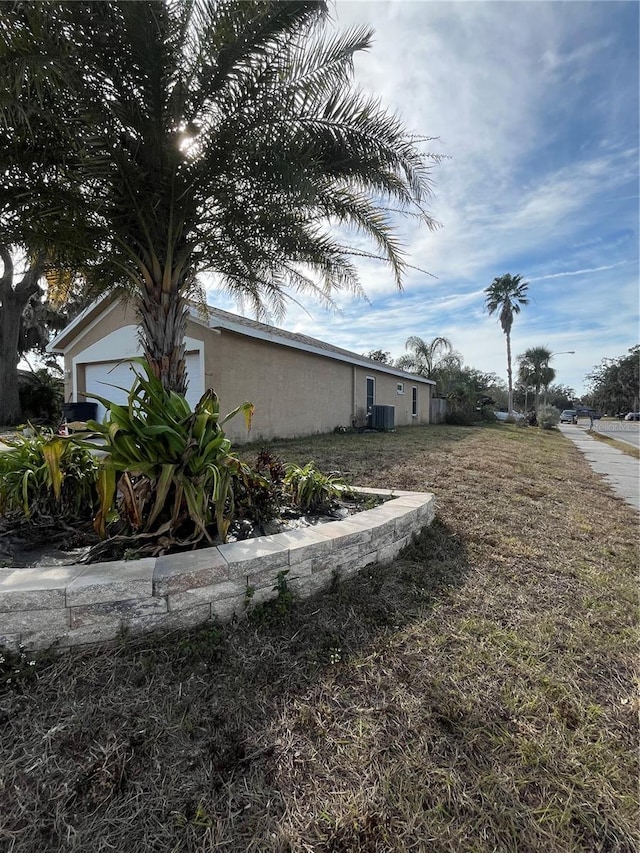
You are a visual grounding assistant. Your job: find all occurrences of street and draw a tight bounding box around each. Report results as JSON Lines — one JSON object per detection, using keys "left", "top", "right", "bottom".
{"left": 581, "top": 418, "right": 640, "bottom": 449}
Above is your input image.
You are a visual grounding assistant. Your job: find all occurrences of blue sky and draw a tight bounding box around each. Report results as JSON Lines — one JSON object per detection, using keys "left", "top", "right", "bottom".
{"left": 206, "top": 0, "right": 639, "bottom": 397}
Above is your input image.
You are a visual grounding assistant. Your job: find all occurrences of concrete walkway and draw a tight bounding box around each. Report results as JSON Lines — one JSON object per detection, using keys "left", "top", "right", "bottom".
{"left": 558, "top": 423, "right": 640, "bottom": 512}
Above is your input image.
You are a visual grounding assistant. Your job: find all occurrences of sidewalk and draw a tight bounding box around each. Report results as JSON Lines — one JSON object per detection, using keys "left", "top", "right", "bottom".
{"left": 558, "top": 424, "right": 640, "bottom": 512}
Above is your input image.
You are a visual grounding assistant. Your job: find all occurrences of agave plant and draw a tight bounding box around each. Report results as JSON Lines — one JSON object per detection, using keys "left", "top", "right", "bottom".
{"left": 85, "top": 359, "right": 253, "bottom": 551}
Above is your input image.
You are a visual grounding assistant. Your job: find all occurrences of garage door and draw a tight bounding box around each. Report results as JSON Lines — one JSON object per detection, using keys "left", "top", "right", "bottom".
{"left": 83, "top": 353, "right": 204, "bottom": 421}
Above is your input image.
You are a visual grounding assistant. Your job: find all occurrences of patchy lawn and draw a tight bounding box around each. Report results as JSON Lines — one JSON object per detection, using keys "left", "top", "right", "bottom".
{"left": 1, "top": 424, "right": 637, "bottom": 852}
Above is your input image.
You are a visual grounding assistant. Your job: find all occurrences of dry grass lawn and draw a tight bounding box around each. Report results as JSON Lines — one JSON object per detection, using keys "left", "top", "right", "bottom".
{"left": 1, "top": 423, "right": 638, "bottom": 852}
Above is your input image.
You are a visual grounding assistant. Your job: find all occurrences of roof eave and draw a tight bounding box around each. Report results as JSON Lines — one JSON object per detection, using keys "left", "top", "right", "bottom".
{"left": 46, "top": 293, "right": 115, "bottom": 354}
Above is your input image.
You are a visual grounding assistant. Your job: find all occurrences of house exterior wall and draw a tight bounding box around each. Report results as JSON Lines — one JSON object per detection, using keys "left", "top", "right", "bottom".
{"left": 204, "top": 331, "right": 355, "bottom": 443}
{"left": 62, "top": 300, "right": 134, "bottom": 402}
{"left": 59, "top": 300, "right": 432, "bottom": 442}
{"left": 351, "top": 367, "right": 430, "bottom": 428}
{"left": 204, "top": 331, "right": 431, "bottom": 443}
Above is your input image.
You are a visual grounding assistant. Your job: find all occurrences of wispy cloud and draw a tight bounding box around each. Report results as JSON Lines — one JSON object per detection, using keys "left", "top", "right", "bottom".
{"left": 203, "top": 2, "right": 638, "bottom": 397}
{"left": 530, "top": 262, "right": 632, "bottom": 282}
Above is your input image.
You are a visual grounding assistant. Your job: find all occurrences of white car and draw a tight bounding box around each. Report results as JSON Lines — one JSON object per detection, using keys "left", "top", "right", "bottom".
{"left": 495, "top": 409, "right": 524, "bottom": 422}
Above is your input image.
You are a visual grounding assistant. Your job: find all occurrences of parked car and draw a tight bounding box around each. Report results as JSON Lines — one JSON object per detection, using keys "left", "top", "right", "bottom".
{"left": 624, "top": 412, "right": 640, "bottom": 421}
{"left": 576, "top": 409, "right": 602, "bottom": 421}
{"left": 495, "top": 409, "right": 524, "bottom": 422}
{"left": 560, "top": 409, "right": 577, "bottom": 424}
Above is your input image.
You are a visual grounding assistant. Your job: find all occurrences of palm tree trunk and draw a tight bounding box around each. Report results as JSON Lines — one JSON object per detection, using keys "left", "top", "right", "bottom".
{"left": 506, "top": 331, "right": 513, "bottom": 414}
{"left": 137, "top": 288, "right": 190, "bottom": 395}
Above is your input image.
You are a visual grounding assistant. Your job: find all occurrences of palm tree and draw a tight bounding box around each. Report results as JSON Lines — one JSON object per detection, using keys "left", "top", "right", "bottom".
{"left": 1, "top": 1, "right": 439, "bottom": 394}
{"left": 395, "top": 335, "right": 461, "bottom": 388}
{"left": 516, "top": 358, "right": 536, "bottom": 412}
{"left": 395, "top": 335, "right": 461, "bottom": 396}
{"left": 484, "top": 274, "right": 530, "bottom": 414}
{"left": 518, "top": 346, "right": 555, "bottom": 410}
{"left": 540, "top": 365, "right": 556, "bottom": 406}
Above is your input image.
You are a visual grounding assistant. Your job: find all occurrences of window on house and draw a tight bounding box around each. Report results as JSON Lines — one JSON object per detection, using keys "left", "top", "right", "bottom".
{"left": 397, "top": 382, "right": 405, "bottom": 394}
{"left": 412, "top": 386, "right": 418, "bottom": 417}
{"left": 366, "top": 376, "right": 375, "bottom": 412}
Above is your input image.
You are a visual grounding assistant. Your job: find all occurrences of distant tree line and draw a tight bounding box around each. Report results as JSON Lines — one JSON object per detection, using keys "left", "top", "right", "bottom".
{"left": 584, "top": 346, "right": 639, "bottom": 414}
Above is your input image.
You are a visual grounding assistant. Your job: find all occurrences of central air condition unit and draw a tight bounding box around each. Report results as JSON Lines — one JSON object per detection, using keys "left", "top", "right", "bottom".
{"left": 370, "top": 404, "right": 395, "bottom": 431}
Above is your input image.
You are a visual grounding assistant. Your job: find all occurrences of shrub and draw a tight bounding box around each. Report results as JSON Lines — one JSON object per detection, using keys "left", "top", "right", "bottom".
{"left": 537, "top": 404, "right": 560, "bottom": 430}
{"left": 283, "top": 461, "right": 352, "bottom": 512}
{"left": 232, "top": 450, "right": 286, "bottom": 531}
{"left": 0, "top": 428, "right": 98, "bottom": 521}
{"left": 445, "top": 405, "right": 475, "bottom": 426}
{"left": 18, "top": 368, "right": 64, "bottom": 424}
{"left": 477, "top": 405, "right": 497, "bottom": 423}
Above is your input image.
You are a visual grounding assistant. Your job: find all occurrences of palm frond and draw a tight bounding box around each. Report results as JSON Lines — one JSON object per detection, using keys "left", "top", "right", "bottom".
{"left": 2, "top": 0, "right": 440, "bottom": 392}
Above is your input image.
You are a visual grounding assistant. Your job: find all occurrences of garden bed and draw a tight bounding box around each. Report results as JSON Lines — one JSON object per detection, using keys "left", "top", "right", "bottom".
{"left": 0, "top": 487, "right": 435, "bottom": 651}
{"left": 0, "top": 518, "right": 96, "bottom": 568}
{"left": 0, "top": 492, "right": 381, "bottom": 568}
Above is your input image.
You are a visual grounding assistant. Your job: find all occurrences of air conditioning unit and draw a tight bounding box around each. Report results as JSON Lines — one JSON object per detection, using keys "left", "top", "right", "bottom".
{"left": 370, "top": 404, "right": 395, "bottom": 431}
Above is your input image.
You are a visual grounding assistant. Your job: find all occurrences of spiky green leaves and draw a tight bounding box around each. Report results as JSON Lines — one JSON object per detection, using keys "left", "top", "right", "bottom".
{"left": 86, "top": 358, "right": 253, "bottom": 548}
{"left": 0, "top": 429, "right": 98, "bottom": 520}
{"left": 283, "top": 461, "right": 352, "bottom": 513}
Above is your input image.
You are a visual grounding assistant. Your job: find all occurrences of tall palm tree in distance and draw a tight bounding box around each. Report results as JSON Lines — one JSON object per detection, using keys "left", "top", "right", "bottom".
{"left": 484, "top": 273, "right": 530, "bottom": 414}
{"left": 0, "top": 0, "right": 440, "bottom": 395}
{"left": 540, "top": 365, "right": 557, "bottom": 406}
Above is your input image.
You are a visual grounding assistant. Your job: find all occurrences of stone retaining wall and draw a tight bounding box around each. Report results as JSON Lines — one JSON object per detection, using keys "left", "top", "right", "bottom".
{"left": 0, "top": 489, "right": 435, "bottom": 652}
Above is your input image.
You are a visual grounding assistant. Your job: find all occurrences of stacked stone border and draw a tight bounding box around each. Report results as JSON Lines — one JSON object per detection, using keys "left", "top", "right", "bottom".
{"left": 0, "top": 488, "right": 435, "bottom": 652}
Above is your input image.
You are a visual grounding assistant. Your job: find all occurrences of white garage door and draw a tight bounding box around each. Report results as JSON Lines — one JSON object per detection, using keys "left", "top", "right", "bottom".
{"left": 84, "top": 353, "right": 204, "bottom": 422}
